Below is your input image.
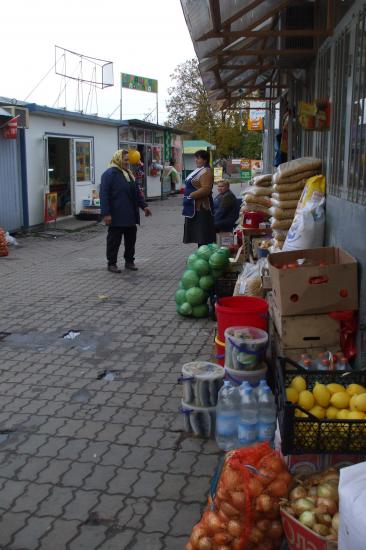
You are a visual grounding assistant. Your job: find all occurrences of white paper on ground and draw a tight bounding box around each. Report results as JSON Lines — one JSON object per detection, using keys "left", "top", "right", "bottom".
{"left": 339, "top": 461, "right": 366, "bottom": 550}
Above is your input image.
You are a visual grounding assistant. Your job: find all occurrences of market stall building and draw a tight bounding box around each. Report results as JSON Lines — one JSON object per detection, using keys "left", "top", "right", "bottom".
{"left": 0, "top": 98, "right": 185, "bottom": 229}
{"left": 181, "top": 0, "right": 366, "bottom": 366}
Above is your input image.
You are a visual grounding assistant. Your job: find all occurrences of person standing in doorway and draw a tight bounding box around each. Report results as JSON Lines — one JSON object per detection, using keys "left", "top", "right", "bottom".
{"left": 100, "top": 149, "right": 152, "bottom": 273}
{"left": 182, "top": 149, "right": 216, "bottom": 246}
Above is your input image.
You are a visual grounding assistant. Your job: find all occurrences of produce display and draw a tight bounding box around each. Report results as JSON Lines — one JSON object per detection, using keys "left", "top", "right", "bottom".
{"left": 186, "top": 442, "right": 292, "bottom": 550}
{"left": 285, "top": 376, "right": 366, "bottom": 420}
{"left": 176, "top": 244, "right": 230, "bottom": 318}
{"left": 282, "top": 467, "right": 339, "bottom": 542}
{"left": 277, "top": 366, "right": 366, "bottom": 453}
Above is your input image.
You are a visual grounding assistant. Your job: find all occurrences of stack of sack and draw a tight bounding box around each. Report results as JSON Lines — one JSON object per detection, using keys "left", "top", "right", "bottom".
{"left": 239, "top": 173, "right": 272, "bottom": 223}
{"left": 270, "top": 157, "right": 322, "bottom": 250}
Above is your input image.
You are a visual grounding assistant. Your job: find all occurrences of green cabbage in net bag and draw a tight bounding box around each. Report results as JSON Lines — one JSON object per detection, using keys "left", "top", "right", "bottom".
{"left": 185, "top": 286, "right": 206, "bottom": 306}
{"left": 181, "top": 269, "right": 200, "bottom": 289}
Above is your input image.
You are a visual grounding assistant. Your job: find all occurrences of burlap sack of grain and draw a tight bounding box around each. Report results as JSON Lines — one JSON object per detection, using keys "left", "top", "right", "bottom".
{"left": 269, "top": 206, "right": 296, "bottom": 220}
{"left": 275, "top": 157, "right": 321, "bottom": 181}
{"left": 270, "top": 218, "right": 293, "bottom": 230}
{"left": 272, "top": 179, "right": 308, "bottom": 192}
{"left": 245, "top": 194, "right": 272, "bottom": 208}
{"left": 272, "top": 189, "right": 303, "bottom": 201}
{"left": 270, "top": 197, "right": 300, "bottom": 209}
{"left": 243, "top": 185, "right": 273, "bottom": 197}
{"left": 252, "top": 174, "right": 272, "bottom": 187}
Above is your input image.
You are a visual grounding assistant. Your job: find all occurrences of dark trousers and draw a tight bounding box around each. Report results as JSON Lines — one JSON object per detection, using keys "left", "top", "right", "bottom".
{"left": 106, "top": 225, "right": 137, "bottom": 266}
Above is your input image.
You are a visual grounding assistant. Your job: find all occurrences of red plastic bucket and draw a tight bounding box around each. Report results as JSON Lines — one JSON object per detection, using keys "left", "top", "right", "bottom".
{"left": 214, "top": 335, "right": 225, "bottom": 367}
{"left": 215, "top": 296, "right": 269, "bottom": 341}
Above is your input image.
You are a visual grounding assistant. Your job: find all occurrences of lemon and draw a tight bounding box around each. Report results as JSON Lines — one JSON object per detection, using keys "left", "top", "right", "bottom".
{"left": 291, "top": 376, "right": 307, "bottom": 393}
{"left": 336, "top": 409, "right": 350, "bottom": 419}
{"left": 348, "top": 411, "right": 366, "bottom": 420}
{"left": 313, "top": 383, "right": 331, "bottom": 407}
{"left": 330, "top": 391, "right": 350, "bottom": 409}
{"left": 295, "top": 409, "right": 309, "bottom": 418}
{"left": 350, "top": 394, "right": 359, "bottom": 411}
{"left": 326, "top": 406, "right": 339, "bottom": 419}
{"left": 326, "top": 383, "right": 346, "bottom": 395}
{"left": 298, "top": 390, "right": 315, "bottom": 411}
{"left": 286, "top": 387, "right": 299, "bottom": 404}
{"left": 355, "top": 393, "right": 366, "bottom": 412}
{"left": 347, "top": 384, "right": 366, "bottom": 396}
{"left": 309, "top": 405, "right": 326, "bottom": 419}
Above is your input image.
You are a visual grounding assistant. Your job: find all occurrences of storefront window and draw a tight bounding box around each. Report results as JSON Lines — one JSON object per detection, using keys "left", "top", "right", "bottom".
{"left": 76, "top": 141, "right": 91, "bottom": 182}
{"left": 136, "top": 129, "right": 145, "bottom": 143}
{"left": 119, "top": 127, "right": 130, "bottom": 142}
{"left": 154, "top": 131, "right": 164, "bottom": 144}
{"left": 128, "top": 127, "right": 136, "bottom": 142}
{"left": 145, "top": 130, "right": 153, "bottom": 143}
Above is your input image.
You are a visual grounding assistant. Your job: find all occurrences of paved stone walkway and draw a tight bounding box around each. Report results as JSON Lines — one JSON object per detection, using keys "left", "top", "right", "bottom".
{"left": 0, "top": 195, "right": 221, "bottom": 550}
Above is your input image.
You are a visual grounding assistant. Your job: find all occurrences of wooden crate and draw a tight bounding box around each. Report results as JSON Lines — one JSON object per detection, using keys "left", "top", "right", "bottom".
{"left": 268, "top": 293, "right": 340, "bottom": 349}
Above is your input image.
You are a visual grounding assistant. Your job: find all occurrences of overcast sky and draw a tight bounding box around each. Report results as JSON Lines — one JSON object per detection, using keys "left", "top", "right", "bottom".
{"left": 0, "top": 0, "right": 196, "bottom": 123}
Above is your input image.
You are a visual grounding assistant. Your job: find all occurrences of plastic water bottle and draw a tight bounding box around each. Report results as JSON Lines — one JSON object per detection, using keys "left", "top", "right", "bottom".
{"left": 215, "top": 381, "right": 239, "bottom": 451}
{"left": 255, "top": 379, "right": 270, "bottom": 401}
{"left": 336, "top": 355, "right": 351, "bottom": 371}
{"left": 298, "top": 353, "right": 314, "bottom": 370}
{"left": 237, "top": 383, "right": 258, "bottom": 447}
{"left": 257, "top": 387, "right": 277, "bottom": 444}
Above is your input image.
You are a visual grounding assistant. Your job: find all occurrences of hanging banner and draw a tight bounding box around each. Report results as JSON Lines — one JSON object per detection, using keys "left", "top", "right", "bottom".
{"left": 251, "top": 160, "right": 263, "bottom": 174}
{"left": 44, "top": 192, "right": 57, "bottom": 223}
{"left": 248, "top": 101, "right": 265, "bottom": 132}
{"left": 240, "top": 159, "right": 252, "bottom": 181}
{"left": 121, "top": 73, "right": 158, "bottom": 93}
{"left": 298, "top": 100, "right": 331, "bottom": 131}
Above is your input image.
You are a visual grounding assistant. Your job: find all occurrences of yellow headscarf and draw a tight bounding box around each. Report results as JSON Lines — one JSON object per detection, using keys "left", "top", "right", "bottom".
{"left": 110, "top": 149, "right": 135, "bottom": 181}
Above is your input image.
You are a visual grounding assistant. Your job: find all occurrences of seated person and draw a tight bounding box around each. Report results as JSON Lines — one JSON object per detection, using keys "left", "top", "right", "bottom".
{"left": 213, "top": 180, "right": 240, "bottom": 232}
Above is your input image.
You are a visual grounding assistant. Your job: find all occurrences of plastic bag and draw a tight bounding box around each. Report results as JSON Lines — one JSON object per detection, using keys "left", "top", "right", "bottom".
{"left": 186, "top": 443, "right": 291, "bottom": 550}
{"left": 234, "top": 260, "right": 266, "bottom": 297}
{"left": 283, "top": 175, "right": 325, "bottom": 252}
{"left": 5, "top": 232, "right": 19, "bottom": 246}
{"left": 339, "top": 462, "right": 366, "bottom": 550}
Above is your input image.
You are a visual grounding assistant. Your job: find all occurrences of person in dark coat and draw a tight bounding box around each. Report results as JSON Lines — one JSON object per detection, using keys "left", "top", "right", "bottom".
{"left": 213, "top": 180, "right": 240, "bottom": 232}
{"left": 100, "top": 149, "right": 152, "bottom": 273}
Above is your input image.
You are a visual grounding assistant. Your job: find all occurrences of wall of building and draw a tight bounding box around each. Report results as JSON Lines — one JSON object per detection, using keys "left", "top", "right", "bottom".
{"left": 25, "top": 114, "right": 118, "bottom": 226}
{"left": 0, "top": 134, "right": 23, "bottom": 231}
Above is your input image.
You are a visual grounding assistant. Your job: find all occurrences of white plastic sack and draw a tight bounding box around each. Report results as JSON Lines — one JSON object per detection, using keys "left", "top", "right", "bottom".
{"left": 282, "top": 175, "right": 325, "bottom": 251}
{"left": 5, "top": 232, "right": 18, "bottom": 246}
{"left": 339, "top": 461, "right": 366, "bottom": 550}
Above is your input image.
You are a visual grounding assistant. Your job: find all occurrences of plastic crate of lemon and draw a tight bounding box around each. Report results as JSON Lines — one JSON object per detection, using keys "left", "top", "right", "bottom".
{"left": 276, "top": 358, "right": 366, "bottom": 454}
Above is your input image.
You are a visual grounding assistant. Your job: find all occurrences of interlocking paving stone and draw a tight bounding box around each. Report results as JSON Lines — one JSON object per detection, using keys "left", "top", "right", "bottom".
{"left": 0, "top": 197, "right": 220, "bottom": 549}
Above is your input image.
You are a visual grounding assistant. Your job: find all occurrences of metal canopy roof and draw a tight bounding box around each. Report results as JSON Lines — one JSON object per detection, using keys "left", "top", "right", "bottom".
{"left": 180, "top": 0, "right": 347, "bottom": 107}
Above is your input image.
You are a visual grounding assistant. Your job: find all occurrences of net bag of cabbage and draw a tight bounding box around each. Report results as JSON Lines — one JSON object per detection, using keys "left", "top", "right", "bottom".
{"left": 185, "top": 442, "right": 292, "bottom": 550}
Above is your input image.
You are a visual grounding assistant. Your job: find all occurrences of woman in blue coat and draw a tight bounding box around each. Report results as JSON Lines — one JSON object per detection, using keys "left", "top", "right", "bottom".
{"left": 100, "top": 149, "right": 152, "bottom": 273}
